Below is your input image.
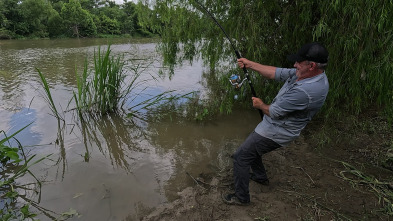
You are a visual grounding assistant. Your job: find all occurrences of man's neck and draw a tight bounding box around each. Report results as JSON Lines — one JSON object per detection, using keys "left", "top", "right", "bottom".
{"left": 297, "top": 70, "right": 324, "bottom": 81}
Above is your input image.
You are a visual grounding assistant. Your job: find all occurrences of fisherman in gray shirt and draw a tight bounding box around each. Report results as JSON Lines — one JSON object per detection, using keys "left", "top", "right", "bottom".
{"left": 223, "top": 42, "right": 329, "bottom": 205}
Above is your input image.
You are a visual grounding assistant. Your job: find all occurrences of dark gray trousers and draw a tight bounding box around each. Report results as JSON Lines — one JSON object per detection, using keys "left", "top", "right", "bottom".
{"left": 233, "top": 131, "right": 281, "bottom": 202}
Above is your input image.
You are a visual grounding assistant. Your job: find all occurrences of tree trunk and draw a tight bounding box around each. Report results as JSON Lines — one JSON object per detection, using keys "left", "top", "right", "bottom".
{"left": 73, "top": 25, "right": 79, "bottom": 38}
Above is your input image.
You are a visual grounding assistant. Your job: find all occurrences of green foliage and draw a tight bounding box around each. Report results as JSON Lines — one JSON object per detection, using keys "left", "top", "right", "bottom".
{"left": 137, "top": 0, "right": 393, "bottom": 121}
{"left": 0, "top": 28, "right": 13, "bottom": 39}
{"left": 61, "top": 0, "right": 97, "bottom": 37}
{"left": 20, "top": 0, "right": 52, "bottom": 38}
{"left": 0, "top": 145, "right": 20, "bottom": 165}
{"left": 0, "top": 0, "right": 155, "bottom": 38}
{"left": 97, "top": 15, "right": 121, "bottom": 35}
{"left": 121, "top": 1, "right": 138, "bottom": 34}
{"left": 137, "top": 1, "right": 203, "bottom": 72}
{"left": 0, "top": 125, "right": 30, "bottom": 165}
{"left": 52, "top": 1, "right": 65, "bottom": 13}
{"left": 1, "top": 124, "right": 49, "bottom": 220}
{"left": 97, "top": 3, "right": 125, "bottom": 21}
{"left": 0, "top": 0, "right": 23, "bottom": 37}
{"left": 47, "top": 9, "right": 65, "bottom": 38}
{"left": 0, "top": 0, "right": 56, "bottom": 38}
{"left": 317, "top": 1, "right": 393, "bottom": 121}
{"left": 80, "top": 0, "right": 100, "bottom": 11}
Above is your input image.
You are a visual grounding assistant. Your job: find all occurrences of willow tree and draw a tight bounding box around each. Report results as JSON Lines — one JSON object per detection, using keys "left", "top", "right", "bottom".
{"left": 316, "top": 1, "right": 393, "bottom": 120}
{"left": 138, "top": 0, "right": 393, "bottom": 121}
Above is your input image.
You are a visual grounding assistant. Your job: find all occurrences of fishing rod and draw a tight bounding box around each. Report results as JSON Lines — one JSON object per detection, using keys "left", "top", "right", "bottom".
{"left": 193, "top": 0, "right": 263, "bottom": 119}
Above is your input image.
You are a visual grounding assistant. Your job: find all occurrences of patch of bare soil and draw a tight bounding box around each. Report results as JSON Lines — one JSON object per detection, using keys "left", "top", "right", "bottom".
{"left": 142, "top": 114, "right": 393, "bottom": 221}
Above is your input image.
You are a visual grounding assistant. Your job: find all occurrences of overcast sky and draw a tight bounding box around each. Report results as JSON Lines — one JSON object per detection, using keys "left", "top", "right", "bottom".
{"left": 114, "top": 0, "right": 137, "bottom": 4}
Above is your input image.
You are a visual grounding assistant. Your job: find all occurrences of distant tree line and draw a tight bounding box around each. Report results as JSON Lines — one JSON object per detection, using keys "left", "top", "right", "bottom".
{"left": 0, "top": 0, "right": 156, "bottom": 39}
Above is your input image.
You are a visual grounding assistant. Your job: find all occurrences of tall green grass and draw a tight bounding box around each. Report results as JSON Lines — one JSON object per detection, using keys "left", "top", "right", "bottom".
{"left": 74, "top": 45, "right": 126, "bottom": 115}
{"left": 72, "top": 45, "right": 193, "bottom": 120}
{"left": 37, "top": 69, "right": 64, "bottom": 121}
{"left": 37, "top": 44, "right": 195, "bottom": 122}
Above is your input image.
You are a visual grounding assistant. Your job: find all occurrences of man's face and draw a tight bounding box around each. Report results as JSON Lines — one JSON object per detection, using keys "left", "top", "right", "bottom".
{"left": 294, "top": 60, "right": 312, "bottom": 79}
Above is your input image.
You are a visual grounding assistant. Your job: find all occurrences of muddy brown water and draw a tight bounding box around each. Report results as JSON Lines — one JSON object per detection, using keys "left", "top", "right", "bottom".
{"left": 0, "top": 38, "right": 260, "bottom": 220}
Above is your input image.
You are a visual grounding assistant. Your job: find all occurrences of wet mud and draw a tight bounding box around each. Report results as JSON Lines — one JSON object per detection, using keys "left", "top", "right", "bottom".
{"left": 141, "top": 115, "right": 393, "bottom": 221}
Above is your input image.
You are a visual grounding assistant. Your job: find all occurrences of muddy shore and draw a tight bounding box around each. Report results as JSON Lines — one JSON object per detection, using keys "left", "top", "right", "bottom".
{"left": 140, "top": 113, "right": 393, "bottom": 221}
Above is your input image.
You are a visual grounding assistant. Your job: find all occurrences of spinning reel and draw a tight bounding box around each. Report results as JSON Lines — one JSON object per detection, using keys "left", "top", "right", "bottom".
{"left": 229, "top": 74, "right": 247, "bottom": 89}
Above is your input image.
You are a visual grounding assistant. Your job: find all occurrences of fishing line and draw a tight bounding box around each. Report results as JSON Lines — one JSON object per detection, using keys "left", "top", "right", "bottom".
{"left": 193, "top": 0, "right": 263, "bottom": 119}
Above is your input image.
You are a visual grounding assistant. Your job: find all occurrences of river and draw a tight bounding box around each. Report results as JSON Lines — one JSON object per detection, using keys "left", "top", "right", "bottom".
{"left": 0, "top": 38, "right": 259, "bottom": 220}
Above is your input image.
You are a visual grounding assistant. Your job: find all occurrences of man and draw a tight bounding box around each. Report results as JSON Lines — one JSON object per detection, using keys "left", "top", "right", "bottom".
{"left": 222, "top": 42, "right": 329, "bottom": 205}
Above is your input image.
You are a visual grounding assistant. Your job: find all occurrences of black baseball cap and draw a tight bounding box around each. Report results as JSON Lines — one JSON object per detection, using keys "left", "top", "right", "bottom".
{"left": 287, "top": 42, "right": 329, "bottom": 63}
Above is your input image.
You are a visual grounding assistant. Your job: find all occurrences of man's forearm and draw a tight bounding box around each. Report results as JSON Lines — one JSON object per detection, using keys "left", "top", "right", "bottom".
{"left": 259, "top": 103, "right": 270, "bottom": 116}
{"left": 248, "top": 62, "right": 277, "bottom": 80}
{"left": 252, "top": 97, "right": 271, "bottom": 116}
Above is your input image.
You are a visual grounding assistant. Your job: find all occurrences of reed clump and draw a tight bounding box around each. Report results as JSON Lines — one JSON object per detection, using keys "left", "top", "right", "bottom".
{"left": 72, "top": 45, "right": 191, "bottom": 120}
{"left": 74, "top": 45, "right": 127, "bottom": 115}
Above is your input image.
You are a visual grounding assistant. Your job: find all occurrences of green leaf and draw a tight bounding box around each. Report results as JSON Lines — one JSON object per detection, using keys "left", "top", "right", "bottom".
{"left": 6, "top": 151, "right": 19, "bottom": 161}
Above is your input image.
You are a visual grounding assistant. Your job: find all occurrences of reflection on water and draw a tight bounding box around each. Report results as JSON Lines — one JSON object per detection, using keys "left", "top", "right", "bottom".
{"left": 36, "top": 114, "right": 172, "bottom": 220}
{"left": 0, "top": 38, "right": 258, "bottom": 220}
{"left": 5, "top": 108, "right": 41, "bottom": 146}
{"left": 148, "top": 110, "right": 259, "bottom": 200}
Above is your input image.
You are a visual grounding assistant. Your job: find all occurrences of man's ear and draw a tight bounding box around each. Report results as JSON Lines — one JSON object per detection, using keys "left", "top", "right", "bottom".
{"left": 309, "top": 62, "right": 316, "bottom": 70}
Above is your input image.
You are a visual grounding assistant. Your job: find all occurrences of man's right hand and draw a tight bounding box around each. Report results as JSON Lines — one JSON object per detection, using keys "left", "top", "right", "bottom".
{"left": 252, "top": 97, "right": 270, "bottom": 116}
{"left": 238, "top": 58, "right": 276, "bottom": 80}
{"left": 237, "top": 58, "right": 252, "bottom": 69}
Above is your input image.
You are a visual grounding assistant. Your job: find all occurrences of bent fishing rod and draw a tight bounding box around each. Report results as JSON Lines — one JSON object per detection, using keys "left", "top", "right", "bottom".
{"left": 193, "top": 0, "right": 263, "bottom": 119}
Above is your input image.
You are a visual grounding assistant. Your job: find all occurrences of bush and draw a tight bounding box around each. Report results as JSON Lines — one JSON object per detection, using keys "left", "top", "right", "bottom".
{"left": 0, "top": 29, "right": 13, "bottom": 39}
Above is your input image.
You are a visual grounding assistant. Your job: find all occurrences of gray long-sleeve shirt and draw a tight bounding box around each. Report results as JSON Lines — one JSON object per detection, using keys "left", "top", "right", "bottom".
{"left": 254, "top": 68, "right": 329, "bottom": 146}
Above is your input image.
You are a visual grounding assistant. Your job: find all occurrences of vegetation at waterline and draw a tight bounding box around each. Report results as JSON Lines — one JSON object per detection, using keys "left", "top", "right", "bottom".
{"left": 74, "top": 46, "right": 127, "bottom": 115}
{"left": 0, "top": 124, "right": 50, "bottom": 220}
{"left": 1, "top": 125, "right": 78, "bottom": 220}
{"left": 136, "top": 0, "right": 393, "bottom": 124}
{"left": 38, "top": 69, "right": 64, "bottom": 121}
{"left": 37, "top": 44, "right": 191, "bottom": 120}
{"left": 2, "top": 0, "right": 391, "bottom": 122}
{"left": 25, "top": 45, "right": 192, "bottom": 218}
{"left": 0, "top": 0, "right": 156, "bottom": 39}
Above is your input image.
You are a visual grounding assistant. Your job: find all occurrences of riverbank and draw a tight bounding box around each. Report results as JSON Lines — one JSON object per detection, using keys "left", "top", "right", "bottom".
{"left": 141, "top": 110, "right": 393, "bottom": 220}
{"left": 0, "top": 35, "right": 160, "bottom": 41}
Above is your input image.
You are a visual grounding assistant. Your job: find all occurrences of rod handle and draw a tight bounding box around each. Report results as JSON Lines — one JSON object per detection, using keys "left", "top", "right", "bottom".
{"left": 235, "top": 51, "right": 264, "bottom": 119}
